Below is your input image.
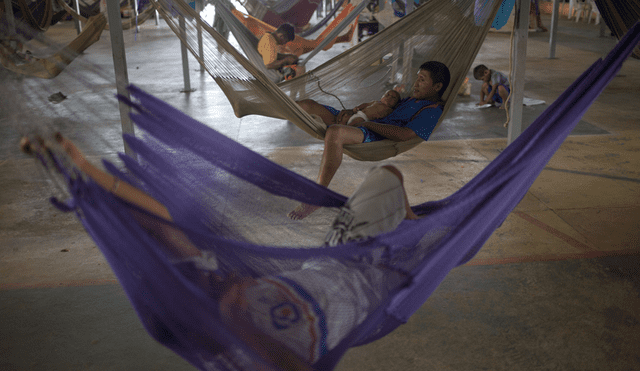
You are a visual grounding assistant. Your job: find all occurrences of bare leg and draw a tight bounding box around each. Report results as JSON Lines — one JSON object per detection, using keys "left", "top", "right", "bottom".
{"left": 20, "top": 134, "right": 203, "bottom": 258}
{"left": 380, "top": 165, "right": 419, "bottom": 220}
{"left": 497, "top": 85, "right": 509, "bottom": 110}
{"left": 296, "top": 99, "right": 337, "bottom": 126}
{"left": 478, "top": 82, "right": 490, "bottom": 105}
{"left": 288, "top": 125, "right": 364, "bottom": 220}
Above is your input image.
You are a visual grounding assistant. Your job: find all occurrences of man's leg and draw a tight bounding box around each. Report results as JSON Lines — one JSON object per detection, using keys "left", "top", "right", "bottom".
{"left": 324, "top": 165, "right": 418, "bottom": 246}
{"left": 297, "top": 99, "right": 338, "bottom": 126}
{"left": 288, "top": 125, "right": 364, "bottom": 220}
{"left": 317, "top": 125, "right": 365, "bottom": 187}
{"left": 379, "top": 165, "right": 419, "bottom": 220}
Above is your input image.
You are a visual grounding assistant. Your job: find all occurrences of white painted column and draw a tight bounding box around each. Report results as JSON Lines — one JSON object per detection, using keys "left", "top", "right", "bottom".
{"left": 549, "top": 0, "right": 560, "bottom": 58}
{"left": 507, "top": 0, "right": 529, "bottom": 144}
{"left": 106, "top": 0, "right": 136, "bottom": 156}
{"left": 179, "top": 16, "right": 195, "bottom": 92}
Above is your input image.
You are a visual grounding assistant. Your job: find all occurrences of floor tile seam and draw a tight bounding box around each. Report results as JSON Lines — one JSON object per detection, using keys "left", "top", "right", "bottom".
{"left": 513, "top": 210, "right": 593, "bottom": 252}
{"left": 465, "top": 248, "right": 640, "bottom": 267}
{"left": 540, "top": 167, "right": 640, "bottom": 184}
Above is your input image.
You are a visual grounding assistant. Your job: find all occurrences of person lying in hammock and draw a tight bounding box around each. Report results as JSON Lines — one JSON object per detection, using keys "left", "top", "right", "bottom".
{"left": 21, "top": 133, "right": 419, "bottom": 370}
{"left": 290, "top": 60, "right": 451, "bottom": 220}
{"left": 258, "top": 23, "right": 299, "bottom": 75}
{"left": 344, "top": 89, "right": 402, "bottom": 126}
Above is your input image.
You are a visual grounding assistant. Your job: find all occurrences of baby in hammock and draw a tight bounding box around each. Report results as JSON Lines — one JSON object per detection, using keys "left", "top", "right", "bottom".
{"left": 343, "top": 90, "right": 402, "bottom": 126}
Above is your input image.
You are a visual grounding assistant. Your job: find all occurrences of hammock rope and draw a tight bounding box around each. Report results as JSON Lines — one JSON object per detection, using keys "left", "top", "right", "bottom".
{"left": 150, "top": 0, "right": 505, "bottom": 161}
{"left": 23, "top": 22, "right": 640, "bottom": 371}
{"left": 0, "top": 12, "right": 107, "bottom": 78}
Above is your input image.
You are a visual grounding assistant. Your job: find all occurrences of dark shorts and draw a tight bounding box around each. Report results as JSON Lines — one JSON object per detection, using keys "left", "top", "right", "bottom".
{"left": 358, "top": 127, "right": 386, "bottom": 143}
{"left": 322, "top": 105, "right": 341, "bottom": 116}
{"left": 322, "top": 105, "right": 385, "bottom": 143}
{"left": 490, "top": 84, "right": 510, "bottom": 104}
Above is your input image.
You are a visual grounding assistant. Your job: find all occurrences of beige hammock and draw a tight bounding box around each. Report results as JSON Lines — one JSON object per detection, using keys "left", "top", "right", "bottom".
{"left": 0, "top": 13, "right": 107, "bottom": 79}
{"left": 55, "top": 0, "right": 157, "bottom": 30}
{"left": 151, "top": 0, "right": 504, "bottom": 161}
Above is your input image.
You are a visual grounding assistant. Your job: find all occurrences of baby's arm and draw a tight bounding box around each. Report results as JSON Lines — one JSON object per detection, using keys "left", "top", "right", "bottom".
{"left": 348, "top": 104, "right": 393, "bottom": 126}
{"left": 353, "top": 101, "right": 373, "bottom": 112}
{"left": 362, "top": 104, "right": 393, "bottom": 120}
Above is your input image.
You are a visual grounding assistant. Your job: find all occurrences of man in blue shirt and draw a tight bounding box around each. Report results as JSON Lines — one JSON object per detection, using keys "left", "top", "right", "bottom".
{"left": 290, "top": 61, "right": 450, "bottom": 219}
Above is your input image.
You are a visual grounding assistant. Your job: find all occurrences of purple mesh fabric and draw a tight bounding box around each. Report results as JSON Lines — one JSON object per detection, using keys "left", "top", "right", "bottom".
{"left": 43, "top": 23, "right": 640, "bottom": 371}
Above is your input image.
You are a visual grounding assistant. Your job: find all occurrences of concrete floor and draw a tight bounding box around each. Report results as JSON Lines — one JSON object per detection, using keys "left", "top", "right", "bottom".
{"left": 1, "top": 12, "right": 639, "bottom": 371}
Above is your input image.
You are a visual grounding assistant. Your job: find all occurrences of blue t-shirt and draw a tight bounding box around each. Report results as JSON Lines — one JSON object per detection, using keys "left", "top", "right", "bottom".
{"left": 371, "top": 97, "right": 443, "bottom": 141}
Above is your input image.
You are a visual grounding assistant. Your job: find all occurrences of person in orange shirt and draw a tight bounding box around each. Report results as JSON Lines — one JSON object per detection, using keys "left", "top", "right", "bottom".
{"left": 257, "top": 23, "right": 298, "bottom": 72}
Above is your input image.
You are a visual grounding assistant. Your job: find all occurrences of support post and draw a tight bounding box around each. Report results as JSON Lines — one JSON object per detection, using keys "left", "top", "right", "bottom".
{"left": 548, "top": 0, "right": 559, "bottom": 58}
{"left": 507, "top": 0, "right": 529, "bottom": 144}
{"left": 196, "top": 0, "right": 204, "bottom": 73}
{"left": 106, "top": 0, "right": 136, "bottom": 157}
{"left": 74, "top": 0, "right": 83, "bottom": 34}
{"left": 133, "top": 0, "right": 139, "bottom": 32}
{"left": 179, "top": 16, "right": 195, "bottom": 92}
{"left": 3, "top": 0, "right": 16, "bottom": 35}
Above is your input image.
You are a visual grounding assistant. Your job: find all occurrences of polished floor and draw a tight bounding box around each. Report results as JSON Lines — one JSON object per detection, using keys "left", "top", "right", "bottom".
{"left": 1, "top": 10, "right": 639, "bottom": 371}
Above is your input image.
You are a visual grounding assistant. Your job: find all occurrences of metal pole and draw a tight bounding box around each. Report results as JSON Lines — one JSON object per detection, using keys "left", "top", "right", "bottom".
{"left": 196, "top": 0, "right": 204, "bottom": 73}
{"left": 548, "top": 0, "right": 559, "bottom": 58}
{"left": 106, "top": 0, "right": 136, "bottom": 157}
{"left": 179, "top": 16, "right": 194, "bottom": 92}
{"left": 74, "top": 0, "right": 83, "bottom": 34}
{"left": 507, "top": 0, "right": 529, "bottom": 144}
{"left": 133, "top": 0, "right": 139, "bottom": 32}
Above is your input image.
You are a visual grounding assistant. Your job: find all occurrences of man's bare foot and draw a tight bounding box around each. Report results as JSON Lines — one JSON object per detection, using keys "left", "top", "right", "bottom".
{"left": 288, "top": 203, "right": 320, "bottom": 220}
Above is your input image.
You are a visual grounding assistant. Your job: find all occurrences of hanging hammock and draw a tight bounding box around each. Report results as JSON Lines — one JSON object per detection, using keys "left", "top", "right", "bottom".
{"left": 54, "top": 0, "right": 157, "bottom": 31}
{"left": 241, "top": 0, "right": 322, "bottom": 31}
{"left": 0, "top": 13, "right": 107, "bottom": 78}
{"left": 594, "top": 0, "right": 640, "bottom": 58}
{"left": 151, "top": 0, "right": 504, "bottom": 161}
{"left": 230, "top": 5, "right": 358, "bottom": 57}
{"left": 27, "top": 22, "right": 640, "bottom": 371}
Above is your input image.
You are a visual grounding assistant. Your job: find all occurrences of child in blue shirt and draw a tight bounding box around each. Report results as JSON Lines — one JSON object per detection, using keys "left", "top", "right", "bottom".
{"left": 473, "top": 64, "right": 510, "bottom": 109}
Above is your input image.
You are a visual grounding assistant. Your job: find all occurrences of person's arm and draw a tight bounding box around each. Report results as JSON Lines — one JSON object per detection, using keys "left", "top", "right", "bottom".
{"left": 485, "top": 85, "right": 499, "bottom": 103}
{"left": 478, "top": 85, "right": 487, "bottom": 104}
{"left": 358, "top": 121, "right": 418, "bottom": 142}
{"left": 336, "top": 109, "right": 355, "bottom": 125}
{"left": 264, "top": 55, "right": 298, "bottom": 70}
{"left": 353, "top": 102, "right": 370, "bottom": 112}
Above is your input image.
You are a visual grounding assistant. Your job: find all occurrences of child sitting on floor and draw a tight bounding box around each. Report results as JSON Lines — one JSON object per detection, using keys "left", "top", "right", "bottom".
{"left": 473, "top": 64, "right": 510, "bottom": 109}
{"left": 343, "top": 90, "right": 402, "bottom": 125}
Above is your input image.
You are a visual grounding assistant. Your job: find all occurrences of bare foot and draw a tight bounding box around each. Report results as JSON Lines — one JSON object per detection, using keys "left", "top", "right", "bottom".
{"left": 288, "top": 203, "right": 320, "bottom": 220}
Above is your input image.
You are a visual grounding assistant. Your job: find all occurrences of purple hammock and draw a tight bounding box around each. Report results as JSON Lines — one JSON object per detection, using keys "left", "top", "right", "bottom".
{"left": 40, "top": 23, "right": 639, "bottom": 371}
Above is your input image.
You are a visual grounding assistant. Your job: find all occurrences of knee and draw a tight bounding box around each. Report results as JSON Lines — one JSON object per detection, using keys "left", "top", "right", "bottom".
{"left": 325, "top": 125, "right": 343, "bottom": 143}
{"left": 498, "top": 85, "right": 508, "bottom": 96}
{"left": 381, "top": 165, "right": 403, "bottom": 183}
{"left": 296, "top": 99, "right": 315, "bottom": 112}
